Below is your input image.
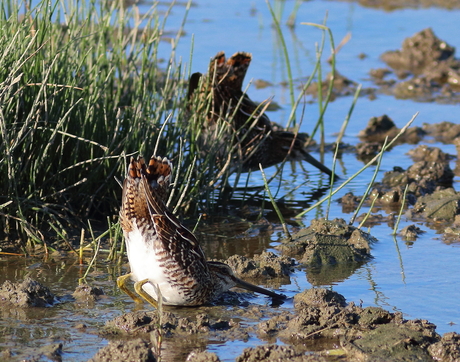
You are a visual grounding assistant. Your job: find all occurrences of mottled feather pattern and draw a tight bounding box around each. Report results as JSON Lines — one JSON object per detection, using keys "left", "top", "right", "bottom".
{"left": 119, "top": 155, "right": 285, "bottom": 305}
{"left": 121, "top": 155, "right": 214, "bottom": 304}
{"left": 187, "top": 51, "right": 335, "bottom": 177}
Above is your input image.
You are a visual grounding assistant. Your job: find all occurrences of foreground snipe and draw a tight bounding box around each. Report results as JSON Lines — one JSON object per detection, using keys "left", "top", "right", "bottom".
{"left": 188, "top": 51, "right": 335, "bottom": 177}
{"left": 117, "top": 155, "right": 284, "bottom": 307}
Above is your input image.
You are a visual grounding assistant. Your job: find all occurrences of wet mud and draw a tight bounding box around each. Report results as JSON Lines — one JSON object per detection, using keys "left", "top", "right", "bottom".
{"left": 372, "top": 28, "right": 460, "bottom": 103}
{"left": 4, "top": 202, "right": 460, "bottom": 361}
{"left": 3, "top": 131, "right": 460, "bottom": 360}
{"left": 92, "top": 286, "right": 460, "bottom": 361}
{"left": 305, "top": 27, "right": 460, "bottom": 105}
{"left": 0, "top": 277, "right": 58, "bottom": 307}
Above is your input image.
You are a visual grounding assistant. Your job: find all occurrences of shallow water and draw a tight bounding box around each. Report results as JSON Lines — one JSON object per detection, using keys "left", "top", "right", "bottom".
{"left": 3, "top": 0, "right": 460, "bottom": 361}
{"left": 165, "top": 0, "right": 460, "bottom": 338}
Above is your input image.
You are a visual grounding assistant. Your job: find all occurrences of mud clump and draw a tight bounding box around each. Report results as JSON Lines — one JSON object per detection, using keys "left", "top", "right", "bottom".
{"left": 277, "top": 219, "right": 375, "bottom": 285}
{"left": 381, "top": 28, "right": 455, "bottom": 75}
{"left": 428, "top": 332, "right": 460, "bottom": 361}
{"left": 306, "top": 71, "right": 363, "bottom": 101}
{"left": 274, "top": 289, "right": 350, "bottom": 341}
{"left": 236, "top": 344, "right": 326, "bottom": 362}
{"left": 88, "top": 338, "right": 156, "bottom": 362}
{"left": 374, "top": 28, "right": 460, "bottom": 103}
{"left": 259, "top": 287, "right": 450, "bottom": 361}
{"left": 186, "top": 350, "right": 221, "bottom": 362}
{"left": 0, "top": 277, "right": 57, "bottom": 307}
{"left": 72, "top": 284, "right": 104, "bottom": 302}
{"left": 346, "top": 320, "right": 438, "bottom": 361}
{"left": 103, "top": 310, "right": 235, "bottom": 337}
{"left": 224, "top": 251, "right": 294, "bottom": 280}
{"left": 399, "top": 224, "right": 425, "bottom": 241}
{"left": 410, "top": 188, "right": 460, "bottom": 221}
{"left": 278, "top": 218, "right": 374, "bottom": 265}
{"left": 99, "top": 310, "right": 244, "bottom": 361}
{"left": 338, "top": 192, "right": 360, "bottom": 213}
{"left": 356, "top": 141, "right": 382, "bottom": 161}
{"left": 357, "top": 114, "right": 425, "bottom": 144}
{"left": 368, "top": 144, "right": 454, "bottom": 209}
{"left": 103, "top": 311, "right": 160, "bottom": 335}
{"left": 406, "top": 160, "right": 454, "bottom": 187}
{"left": 407, "top": 144, "right": 451, "bottom": 163}
{"left": 423, "top": 121, "right": 460, "bottom": 143}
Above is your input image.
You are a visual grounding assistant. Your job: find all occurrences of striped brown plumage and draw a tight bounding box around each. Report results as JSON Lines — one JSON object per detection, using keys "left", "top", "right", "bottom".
{"left": 118, "top": 155, "right": 284, "bottom": 307}
{"left": 188, "top": 51, "right": 335, "bottom": 177}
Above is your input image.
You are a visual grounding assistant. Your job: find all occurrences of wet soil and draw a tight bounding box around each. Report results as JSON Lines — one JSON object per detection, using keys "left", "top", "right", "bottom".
{"left": 3, "top": 120, "right": 460, "bottom": 360}
{"left": 2, "top": 206, "right": 460, "bottom": 361}
{"left": 0, "top": 277, "right": 58, "bottom": 307}
{"left": 87, "top": 283, "right": 460, "bottom": 361}
{"left": 371, "top": 28, "right": 460, "bottom": 103}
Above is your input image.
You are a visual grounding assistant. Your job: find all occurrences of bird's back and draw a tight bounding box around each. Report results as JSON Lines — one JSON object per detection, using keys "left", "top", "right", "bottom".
{"left": 120, "top": 156, "right": 214, "bottom": 305}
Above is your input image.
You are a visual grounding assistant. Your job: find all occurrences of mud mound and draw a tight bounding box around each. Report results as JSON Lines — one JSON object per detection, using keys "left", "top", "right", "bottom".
{"left": 278, "top": 218, "right": 374, "bottom": 265}
{"left": 236, "top": 344, "right": 326, "bottom": 362}
{"left": 258, "top": 287, "right": 447, "bottom": 361}
{"left": 88, "top": 338, "right": 156, "bottom": 362}
{"left": 72, "top": 284, "right": 104, "bottom": 302}
{"left": 186, "top": 350, "right": 221, "bottom": 362}
{"left": 224, "top": 251, "right": 295, "bottom": 279}
{"left": 0, "top": 277, "right": 57, "bottom": 307}
{"left": 357, "top": 114, "right": 425, "bottom": 144}
{"left": 373, "top": 28, "right": 460, "bottom": 103}
{"left": 103, "top": 310, "right": 235, "bottom": 336}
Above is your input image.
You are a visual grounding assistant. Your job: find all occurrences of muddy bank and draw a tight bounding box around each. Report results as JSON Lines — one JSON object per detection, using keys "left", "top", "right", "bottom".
{"left": 91, "top": 287, "right": 460, "bottom": 361}
{"left": 257, "top": 288, "right": 459, "bottom": 362}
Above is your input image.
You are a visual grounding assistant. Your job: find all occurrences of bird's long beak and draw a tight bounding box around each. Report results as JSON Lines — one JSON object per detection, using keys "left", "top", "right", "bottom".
{"left": 234, "top": 277, "right": 285, "bottom": 300}
{"left": 302, "top": 152, "right": 338, "bottom": 179}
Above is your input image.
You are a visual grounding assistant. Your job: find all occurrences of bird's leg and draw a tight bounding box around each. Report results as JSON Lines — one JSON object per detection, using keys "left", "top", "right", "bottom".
{"left": 134, "top": 278, "right": 159, "bottom": 309}
{"left": 117, "top": 273, "right": 144, "bottom": 304}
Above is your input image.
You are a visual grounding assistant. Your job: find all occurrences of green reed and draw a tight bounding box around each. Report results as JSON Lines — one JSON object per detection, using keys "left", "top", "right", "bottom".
{"left": 0, "top": 0, "right": 193, "bottom": 247}
{"left": 0, "top": 0, "right": 347, "bottom": 252}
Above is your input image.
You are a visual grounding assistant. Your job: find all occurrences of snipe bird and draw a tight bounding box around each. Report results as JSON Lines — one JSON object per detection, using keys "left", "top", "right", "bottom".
{"left": 117, "top": 155, "right": 284, "bottom": 308}
{"left": 187, "top": 51, "right": 335, "bottom": 177}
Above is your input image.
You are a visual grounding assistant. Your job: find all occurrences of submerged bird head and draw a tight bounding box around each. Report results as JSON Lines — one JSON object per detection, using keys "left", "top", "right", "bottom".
{"left": 207, "top": 261, "right": 285, "bottom": 301}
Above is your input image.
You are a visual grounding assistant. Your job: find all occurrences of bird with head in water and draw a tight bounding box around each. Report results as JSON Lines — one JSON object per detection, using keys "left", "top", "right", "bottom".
{"left": 117, "top": 155, "right": 284, "bottom": 308}
{"left": 187, "top": 51, "right": 336, "bottom": 178}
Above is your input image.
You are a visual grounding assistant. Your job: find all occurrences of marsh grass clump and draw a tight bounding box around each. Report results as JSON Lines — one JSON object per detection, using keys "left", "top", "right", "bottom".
{"left": 0, "top": 0, "right": 193, "bottom": 247}
{"left": 0, "top": 0, "right": 345, "bottom": 252}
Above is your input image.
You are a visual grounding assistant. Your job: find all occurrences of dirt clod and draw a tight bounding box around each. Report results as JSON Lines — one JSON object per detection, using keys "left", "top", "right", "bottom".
{"left": 225, "top": 251, "right": 294, "bottom": 279}
{"left": 186, "top": 350, "right": 221, "bottom": 362}
{"left": 399, "top": 224, "right": 425, "bottom": 240}
{"left": 73, "top": 284, "right": 104, "bottom": 301}
{"left": 236, "top": 344, "right": 326, "bottom": 362}
{"left": 278, "top": 218, "right": 374, "bottom": 265}
{"left": 88, "top": 338, "right": 156, "bottom": 362}
{"left": 412, "top": 188, "right": 460, "bottom": 221}
{"left": 376, "top": 28, "right": 460, "bottom": 102}
{"left": 0, "top": 277, "right": 57, "bottom": 307}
